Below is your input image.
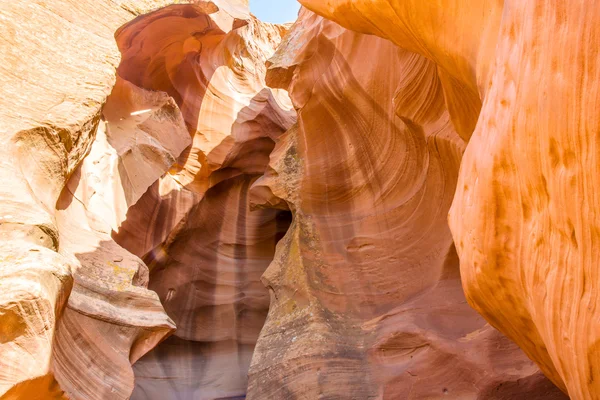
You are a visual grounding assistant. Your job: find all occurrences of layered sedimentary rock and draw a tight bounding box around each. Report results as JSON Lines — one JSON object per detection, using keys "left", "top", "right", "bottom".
{"left": 247, "top": 9, "right": 566, "bottom": 399}
{"left": 0, "top": 1, "right": 288, "bottom": 399}
{"left": 130, "top": 176, "right": 291, "bottom": 399}
{"left": 299, "top": 0, "right": 600, "bottom": 398}
{"left": 107, "top": 4, "right": 296, "bottom": 399}
{"left": 0, "top": 1, "right": 184, "bottom": 398}
{"left": 3, "top": 0, "right": 597, "bottom": 398}
{"left": 51, "top": 75, "right": 192, "bottom": 399}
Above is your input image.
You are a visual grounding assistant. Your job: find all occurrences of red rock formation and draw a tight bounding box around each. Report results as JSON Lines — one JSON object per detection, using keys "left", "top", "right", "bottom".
{"left": 0, "top": 1, "right": 293, "bottom": 399}
{"left": 3, "top": 0, "right": 596, "bottom": 398}
{"left": 298, "top": 0, "right": 600, "bottom": 398}
{"left": 109, "top": 3, "right": 295, "bottom": 399}
{"left": 246, "top": 9, "right": 567, "bottom": 399}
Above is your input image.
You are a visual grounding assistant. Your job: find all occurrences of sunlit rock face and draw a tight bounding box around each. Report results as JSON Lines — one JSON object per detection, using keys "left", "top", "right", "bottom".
{"left": 2, "top": 0, "right": 595, "bottom": 398}
{"left": 299, "top": 0, "right": 600, "bottom": 398}
{"left": 0, "top": 1, "right": 292, "bottom": 399}
{"left": 246, "top": 9, "right": 566, "bottom": 399}
{"left": 109, "top": 3, "right": 295, "bottom": 399}
{"left": 52, "top": 75, "right": 189, "bottom": 400}
{"left": 0, "top": 1, "right": 186, "bottom": 398}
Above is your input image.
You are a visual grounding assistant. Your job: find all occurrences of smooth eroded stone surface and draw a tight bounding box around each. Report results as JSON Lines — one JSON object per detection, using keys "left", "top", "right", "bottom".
{"left": 298, "top": 0, "right": 600, "bottom": 398}
{"left": 132, "top": 176, "right": 290, "bottom": 400}
{"left": 51, "top": 73, "right": 192, "bottom": 399}
{"left": 450, "top": 3, "right": 600, "bottom": 398}
{"left": 0, "top": 242, "right": 72, "bottom": 400}
{"left": 108, "top": 4, "right": 296, "bottom": 398}
{"left": 246, "top": 9, "right": 567, "bottom": 400}
{"left": 0, "top": 0, "right": 188, "bottom": 397}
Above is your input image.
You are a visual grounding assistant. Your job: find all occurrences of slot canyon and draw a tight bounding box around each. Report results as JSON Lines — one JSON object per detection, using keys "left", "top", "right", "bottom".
{"left": 0, "top": 1, "right": 598, "bottom": 399}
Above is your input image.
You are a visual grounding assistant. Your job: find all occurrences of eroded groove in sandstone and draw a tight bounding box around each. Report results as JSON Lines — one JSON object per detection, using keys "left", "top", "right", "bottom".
{"left": 50, "top": 72, "right": 193, "bottom": 399}
{"left": 105, "top": 3, "right": 296, "bottom": 398}
{"left": 297, "top": 0, "right": 600, "bottom": 398}
{"left": 132, "top": 176, "right": 291, "bottom": 399}
{"left": 246, "top": 9, "right": 567, "bottom": 399}
{"left": 0, "top": 1, "right": 189, "bottom": 398}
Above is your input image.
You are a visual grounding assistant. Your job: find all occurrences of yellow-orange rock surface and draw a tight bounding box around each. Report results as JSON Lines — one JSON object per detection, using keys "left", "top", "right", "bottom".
{"left": 3, "top": 0, "right": 599, "bottom": 398}
{"left": 299, "top": 0, "right": 600, "bottom": 398}
{"left": 246, "top": 8, "right": 566, "bottom": 399}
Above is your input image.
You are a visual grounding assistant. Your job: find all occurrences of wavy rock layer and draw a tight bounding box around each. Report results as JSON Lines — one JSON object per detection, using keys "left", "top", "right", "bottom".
{"left": 0, "top": 0, "right": 188, "bottom": 398}
{"left": 108, "top": 4, "right": 295, "bottom": 399}
{"left": 0, "top": 1, "right": 286, "bottom": 399}
{"left": 132, "top": 176, "right": 291, "bottom": 399}
{"left": 246, "top": 9, "right": 567, "bottom": 399}
{"left": 51, "top": 74, "right": 192, "bottom": 399}
{"left": 299, "top": 0, "right": 600, "bottom": 398}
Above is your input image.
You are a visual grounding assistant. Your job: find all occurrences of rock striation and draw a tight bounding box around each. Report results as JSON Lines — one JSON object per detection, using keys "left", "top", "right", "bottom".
{"left": 51, "top": 75, "right": 189, "bottom": 400}
{"left": 0, "top": 1, "right": 293, "bottom": 399}
{"left": 109, "top": 3, "right": 296, "bottom": 399}
{"left": 2, "top": 0, "right": 598, "bottom": 399}
{"left": 0, "top": 0, "right": 185, "bottom": 398}
{"left": 246, "top": 8, "right": 566, "bottom": 400}
{"left": 298, "top": 0, "right": 600, "bottom": 398}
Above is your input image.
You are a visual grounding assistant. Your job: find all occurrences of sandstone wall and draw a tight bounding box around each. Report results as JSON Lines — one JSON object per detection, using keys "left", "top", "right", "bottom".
{"left": 246, "top": 9, "right": 566, "bottom": 400}
{"left": 298, "top": 0, "right": 600, "bottom": 398}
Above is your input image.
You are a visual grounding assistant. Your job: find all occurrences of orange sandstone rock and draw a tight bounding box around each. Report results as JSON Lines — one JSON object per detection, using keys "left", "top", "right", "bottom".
{"left": 299, "top": 0, "right": 600, "bottom": 398}
{"left": 246, "top": 9, "right": 566, "bottom": 399}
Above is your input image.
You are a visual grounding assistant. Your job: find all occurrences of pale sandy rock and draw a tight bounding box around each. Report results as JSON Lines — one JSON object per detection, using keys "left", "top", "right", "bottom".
{"left": 0, "top": 241, "right": 72, "bottom": 400}
{"left": 0, "top": 0, "right": 203, "bottom": 397}
{"left": 0, "top": 0, "right": 195, "bottom": 212}
{"left": 49, "top": 73, "right": 193, "bottom": 399}
{"left": 75, "top": 76, "right": 191, "bottom": 230}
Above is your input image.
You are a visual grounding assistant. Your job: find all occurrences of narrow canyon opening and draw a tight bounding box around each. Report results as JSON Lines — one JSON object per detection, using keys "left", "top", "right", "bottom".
{"left": 105, "top": 4, "right": 295, "bottom": 399}
{"left": 0, "top": 1, "right": 582, "bottom": 399}
{"left": 125, "top": 178, "right": 292, "bottom": 399}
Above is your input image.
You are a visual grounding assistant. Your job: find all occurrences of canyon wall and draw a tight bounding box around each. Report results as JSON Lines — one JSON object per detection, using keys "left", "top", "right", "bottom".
{"left": 298, "top": 0, "right": 600, "bottom": 399}
{"left": 246, "top": 8, "right": 566, "bottom": 400}
{"left": 2, "top": 0, "right": 599, "bottom": 399}
{"left": 0, "top": 1, "right": 292, "bottom": 399}
{"left": 0, "top": 1, "right": 184, "bottom": 398}
{"left": 110, "top": 4, "right": 295, "bottom": 399}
